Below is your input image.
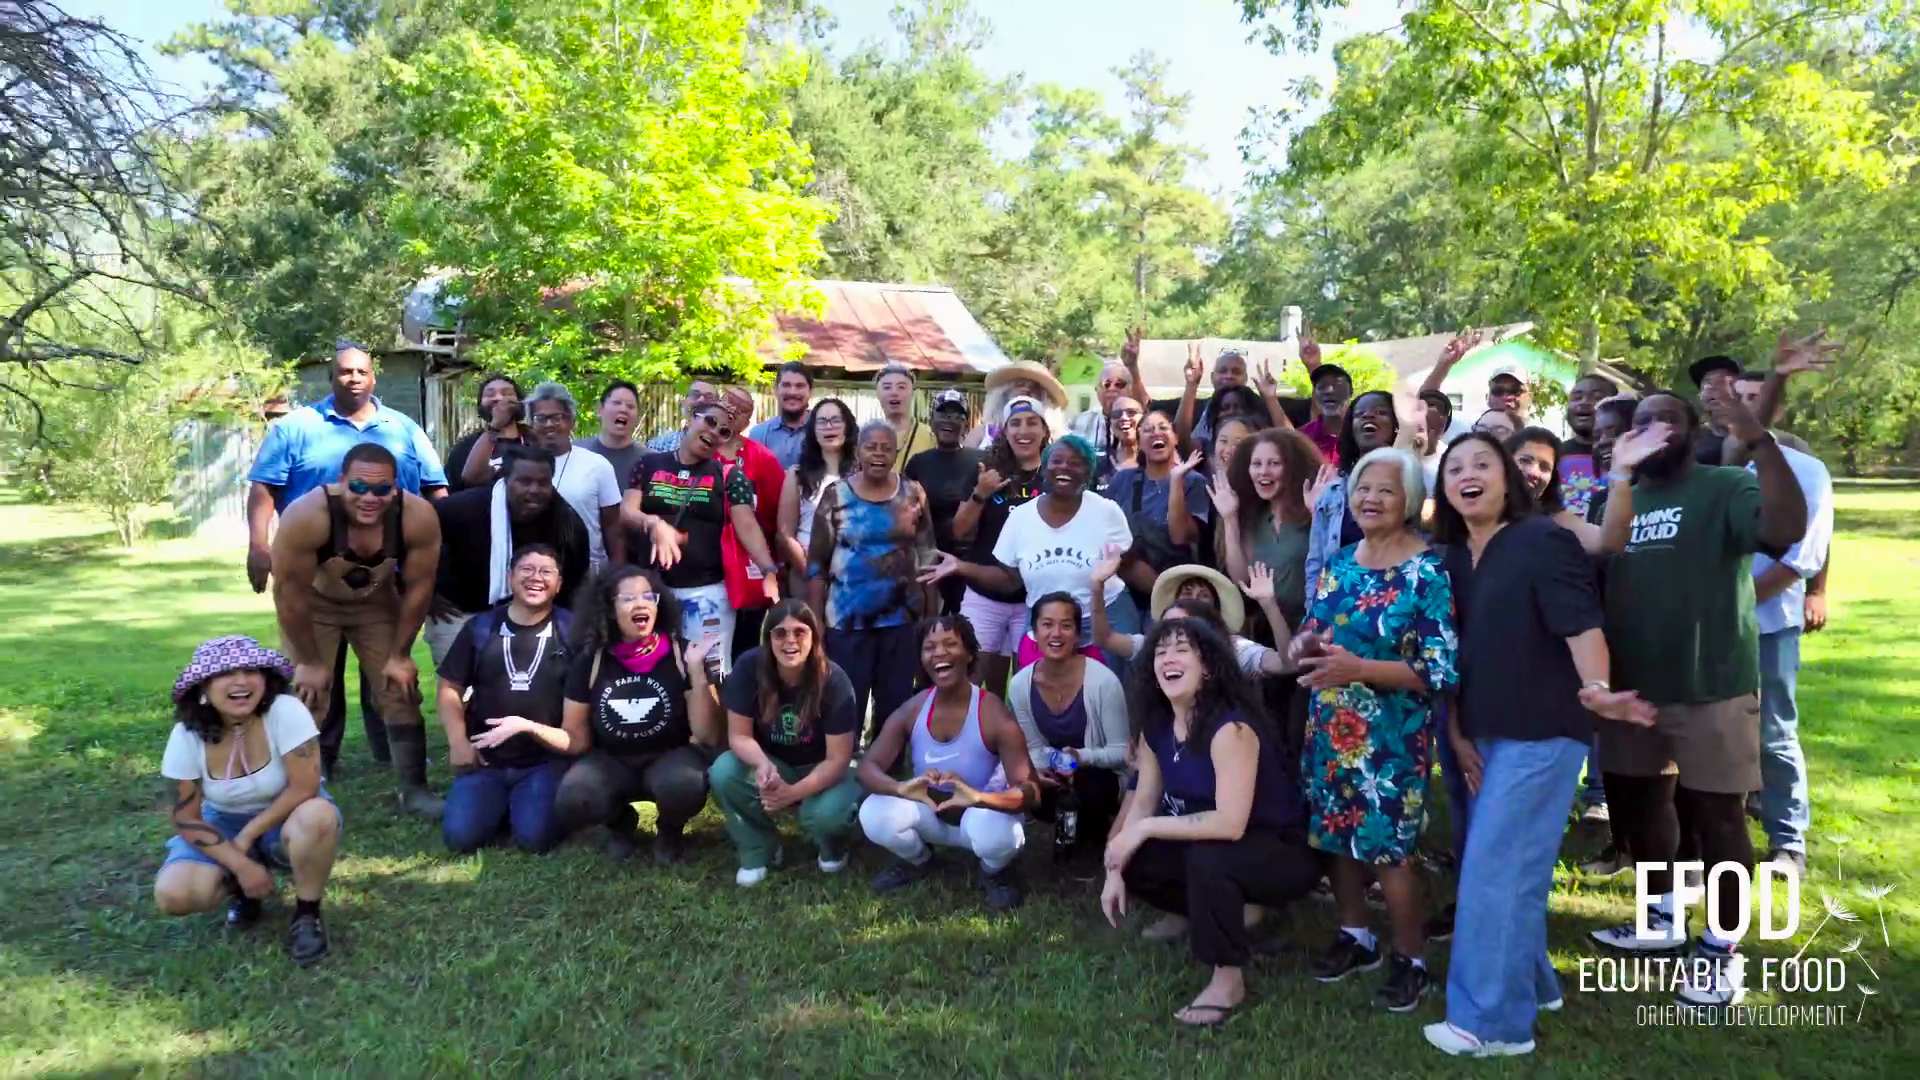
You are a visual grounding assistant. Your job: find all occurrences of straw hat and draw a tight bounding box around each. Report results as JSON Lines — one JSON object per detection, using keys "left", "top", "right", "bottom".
{"left": 1150, "top": 565, "right": 1246, "bottom": 635}
{"left": 984, "top": 361, "right": 1069, "bottom": 409}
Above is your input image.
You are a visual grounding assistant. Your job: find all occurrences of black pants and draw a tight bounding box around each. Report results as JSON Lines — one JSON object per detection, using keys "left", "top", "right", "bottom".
{"left": 1035, "top": 767, "right": 1122, "bottom": 858}
{"left": 1606, "top": 773, "right": 1753, "bottom": 934}
{"left": 827, "top": 625, "right": 920, "bottom": 741}
{"left": 1123, "top": 828, "right": 1321, "bottom": 967}
{"left": 731, "top": 607, "right": 768, "bottom": 665}
{"left": 319, "top": 636, "right": 388, "bottom": 771}
{"left": 554, "top": 745, "right": 717, "bottom": 839}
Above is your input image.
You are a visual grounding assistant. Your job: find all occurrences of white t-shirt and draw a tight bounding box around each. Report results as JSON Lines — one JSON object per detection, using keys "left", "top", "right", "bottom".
{"left": 1126, "top": 632, "right": 1277, "bottom": 675}
{"left": 552, "top": 449, "right": 622, "bottom": 568}
{"left": 991, "top": 491, "right": 1132, "bottom": 618}
{"left": 161, "top": 695, "right": 320, "bottom": 814}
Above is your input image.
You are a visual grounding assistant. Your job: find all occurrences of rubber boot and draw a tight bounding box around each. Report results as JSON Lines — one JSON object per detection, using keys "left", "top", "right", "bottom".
{"left": 387, "top": 724, "right": 444, "bottom": 820}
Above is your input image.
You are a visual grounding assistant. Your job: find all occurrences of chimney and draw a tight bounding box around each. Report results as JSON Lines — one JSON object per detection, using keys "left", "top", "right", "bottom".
{"left": 1282, "top": 305, "right": 1303, "bottom": 342}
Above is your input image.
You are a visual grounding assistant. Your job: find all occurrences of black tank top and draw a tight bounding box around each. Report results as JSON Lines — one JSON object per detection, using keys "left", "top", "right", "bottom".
{"left": 314, "top": 489, "right": 406, "bottom": 599}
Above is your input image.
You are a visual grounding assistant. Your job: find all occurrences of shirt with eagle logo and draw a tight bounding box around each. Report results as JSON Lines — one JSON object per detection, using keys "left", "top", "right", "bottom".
{"left": 565, "top": 645, "right": 691, "bottom": 755}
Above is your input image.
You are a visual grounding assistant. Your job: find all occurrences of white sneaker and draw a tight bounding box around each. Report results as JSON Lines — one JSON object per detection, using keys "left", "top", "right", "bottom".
{"left": 735, "top": 865, "right": 770, "bottom": 888}
{"left": 817, "top": 853, "right": 848, "bottom": 874}
{"left": 1591, "top": 906, "right": 1686, "bottom": 952}
{"left": 1423, "top": 1021, "right": 1535, "bottom": 1058}
{"left": 1675, "top": 941, "right": 1746, "bottom": 1007}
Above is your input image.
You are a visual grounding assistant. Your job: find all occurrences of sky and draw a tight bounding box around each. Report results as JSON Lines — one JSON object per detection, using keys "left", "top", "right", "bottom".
{"left": 66, "top": 0, "right": 1409, "bottom": 195}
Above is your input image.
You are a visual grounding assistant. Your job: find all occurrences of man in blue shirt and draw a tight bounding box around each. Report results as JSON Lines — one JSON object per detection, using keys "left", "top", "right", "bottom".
{"left": 746, "top": 361, "right": 813, "bottom": 469}
{"left": 245, "top": 340, "right": 448, "bottom": 773}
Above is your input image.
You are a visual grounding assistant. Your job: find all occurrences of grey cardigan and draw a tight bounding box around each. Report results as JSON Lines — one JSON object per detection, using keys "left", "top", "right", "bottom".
{"left": 1007, "top": 658, "right": 1130, "bottom": 772}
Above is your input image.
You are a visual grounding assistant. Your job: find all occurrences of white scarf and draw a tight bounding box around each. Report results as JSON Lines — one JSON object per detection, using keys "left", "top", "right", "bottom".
{"left": 487, "top": 478, "right": 514, "bottom": 604}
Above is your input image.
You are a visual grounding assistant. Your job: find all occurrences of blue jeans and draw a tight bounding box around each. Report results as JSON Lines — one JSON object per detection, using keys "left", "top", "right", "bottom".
{"left": 443, "top": 760, "right": 568, "bottom": 854}
{"left": 1758, "top": 629, "right": 1809, "bottom": 854}
{"left": 1445, "top": 736, "right": 1586, "bottom": 1044}
{"left": 163, "top": 789, "right": 340, "bottom": 870}
{"left": 1432, "top": 700, "right": 1471, "bottom": 862}
{"left": 1580, "top": 735, "right": 1607, "bottom": 805}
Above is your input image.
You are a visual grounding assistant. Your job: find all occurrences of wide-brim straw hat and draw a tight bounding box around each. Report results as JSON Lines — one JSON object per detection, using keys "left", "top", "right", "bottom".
{"left": 984, "top": 361, "right": 1069, "bottom": 409}
{"left": 173, "top": 635, "right": 295, "bottom": 702}
{"left": 1150, "top": 564, "right": 1246, "bottom": 635}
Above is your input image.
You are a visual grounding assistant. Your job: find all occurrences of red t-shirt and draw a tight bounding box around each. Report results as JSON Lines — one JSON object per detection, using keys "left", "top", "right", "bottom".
{"left": 719, "top": 437, "right": 784, "bottom": 540}
{"left": 1300, "top": 418, "right": 1340, "bottom": 467}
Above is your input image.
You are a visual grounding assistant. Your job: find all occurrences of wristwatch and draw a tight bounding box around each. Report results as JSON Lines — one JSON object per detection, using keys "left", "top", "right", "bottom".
{"left": 1582, "top": 679, "right": 1611, "bottom": 693}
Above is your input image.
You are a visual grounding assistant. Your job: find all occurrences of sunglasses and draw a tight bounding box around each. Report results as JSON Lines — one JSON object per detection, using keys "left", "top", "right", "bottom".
{"left": 695, "top": 413, "right": 735, "bottom": 439}
{"left": 346, "top": 479, "right": 395, "bottom": 497}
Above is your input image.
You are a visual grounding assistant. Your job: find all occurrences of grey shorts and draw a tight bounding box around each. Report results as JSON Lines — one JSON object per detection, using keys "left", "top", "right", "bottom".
{"left": 1595, "top": 693, "right": 1762, "bottom": 794}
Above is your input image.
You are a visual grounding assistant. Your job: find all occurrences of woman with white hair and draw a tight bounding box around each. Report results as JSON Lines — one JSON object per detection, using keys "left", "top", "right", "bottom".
{"left": 970, "top": 361, "right": 1070, "bottom": 450}
{"left": 524, "top": 381, "right": 623, "bottom": 571}
{"left": 1290, "top": 446, "right": 1458, "bottom": 1014}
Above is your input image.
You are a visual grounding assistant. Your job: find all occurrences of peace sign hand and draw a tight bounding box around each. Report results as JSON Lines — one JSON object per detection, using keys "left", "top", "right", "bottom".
{"left": 1184, "top": 342, "right": 1204, "bottom": 388}
{"left": 1121, "top": 325, "right": 1144, "bottom": 366}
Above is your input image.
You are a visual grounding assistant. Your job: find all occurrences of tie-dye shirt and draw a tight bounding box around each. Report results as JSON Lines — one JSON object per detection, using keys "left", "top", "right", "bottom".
{"left": 808, "top": 476, "right": 937, "bottom": 631}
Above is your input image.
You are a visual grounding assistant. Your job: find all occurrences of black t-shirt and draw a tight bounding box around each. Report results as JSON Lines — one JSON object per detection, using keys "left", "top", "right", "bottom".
{"left": 564, "top": 644, "right": 691, "bottom": 756}
{"left": 904, "top": 447, "right": 983, "bottom": 555}
{"left": 719, "top": 648, "right": 857, "bottom": 768}
{"left": 440, "top": 606, "right": 572, "bottom": 768}
{"left": 632, "top": 451, "right": 756, "bottom": 590}
{"left": 1441, "top": 514, "right": 1603, "bottom": 743}
{"left": 960, "top": 459, "right": 1041, "bottom": 602}
{"left": 433, "top": 486, "right": 592, "bottom": 614}
{"left": 445, "top": 428, "right": 526, "bottom": 494}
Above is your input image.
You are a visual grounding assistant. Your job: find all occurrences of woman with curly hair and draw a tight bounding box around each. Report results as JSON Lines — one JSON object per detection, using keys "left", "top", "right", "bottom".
{"left": 1100, "top": 617, "right": 1316, "bottom": 1029}
{"left": 154, "top": 636, "right": 341, "bottom": 967}
{"left": 1215, "top": 427, "right": 1324, "bottom": 632}
{"left": 1292, "top": 446, "right": 1458, "bottom": 1013}
{"left": 553, "top": 565, "right": 725, "bottom": 863}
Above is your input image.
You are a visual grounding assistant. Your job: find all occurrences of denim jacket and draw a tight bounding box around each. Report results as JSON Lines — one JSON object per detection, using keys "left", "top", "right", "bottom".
{"left": 1303, "top": 474, "right": 1348, "bottom": 608}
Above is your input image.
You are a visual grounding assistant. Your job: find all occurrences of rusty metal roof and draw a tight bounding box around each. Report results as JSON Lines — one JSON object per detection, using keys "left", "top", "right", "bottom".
{"left": 767, "top": 280, "right": 1010, "bottom": 376}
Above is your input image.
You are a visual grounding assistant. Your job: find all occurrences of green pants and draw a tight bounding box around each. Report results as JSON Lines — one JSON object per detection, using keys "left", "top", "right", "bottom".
{"left": 708, "top": 751, "right": 863, "bottom": 870}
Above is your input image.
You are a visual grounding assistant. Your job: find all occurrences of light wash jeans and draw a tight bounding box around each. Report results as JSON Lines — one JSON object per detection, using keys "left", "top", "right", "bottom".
{"left": 1758, "top": 629, "right": 1810, "bottom": 854}
{"left": 1444, "top": 735, "right": 1586, "bottom": 1044}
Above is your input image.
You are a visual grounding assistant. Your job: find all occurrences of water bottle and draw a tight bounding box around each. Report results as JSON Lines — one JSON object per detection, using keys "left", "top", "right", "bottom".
{"left": 1047, "top": 748, "right": 1078, "bottom": 775}
{"left": 701, "top": 613, "right": 726, "bottom": 684}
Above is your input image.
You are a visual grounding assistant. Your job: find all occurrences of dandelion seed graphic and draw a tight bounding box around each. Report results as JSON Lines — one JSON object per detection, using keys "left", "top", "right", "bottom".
{"left": 1856, "top": 983, "right": 1877, "bottom": 1025}
{"left": 1839, "top": 937, "right": 1880, "bottom": 981}
{"left": 1859, "top": 883, "right": 1895, "bottom": 948}
{"left": 1791, "top": 893, "right": 1859, "bottom": 962}
{"left": 1829, "top": 835, "right": 1852, "bottom": 880}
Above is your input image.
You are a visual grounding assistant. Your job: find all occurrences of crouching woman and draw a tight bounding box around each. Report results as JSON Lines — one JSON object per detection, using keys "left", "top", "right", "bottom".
{"left": 155, "top": 636, "right": 341, "bottom": 966}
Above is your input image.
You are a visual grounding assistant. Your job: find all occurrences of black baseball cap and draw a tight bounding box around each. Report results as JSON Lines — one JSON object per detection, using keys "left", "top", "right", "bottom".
{"left": 1687, "top": 354, "right": 1741, "bottom": 387}
{"left": 1310, "top": 363, "right": 1352, "bottom": 388}
{"left": 930, "top": 388, "right": 968, "bottom": 413}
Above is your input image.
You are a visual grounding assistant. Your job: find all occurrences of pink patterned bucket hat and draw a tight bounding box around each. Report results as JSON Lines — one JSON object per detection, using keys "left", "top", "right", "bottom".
{"left": 173, "top": 635, "right": 295, "bottom": 702}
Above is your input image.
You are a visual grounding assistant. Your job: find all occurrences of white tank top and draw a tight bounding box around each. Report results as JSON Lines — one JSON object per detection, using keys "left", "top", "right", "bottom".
{"left": 796, "top": 475, "right": 840, "bottom": 554}
{"left": 908, "top": 685, "right": 1003, "bottom": 791}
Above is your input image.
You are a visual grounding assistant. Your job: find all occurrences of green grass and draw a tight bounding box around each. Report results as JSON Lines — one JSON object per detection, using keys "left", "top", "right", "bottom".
{"left": 1, "top": 485, "right": 1915, "bottom": 1077}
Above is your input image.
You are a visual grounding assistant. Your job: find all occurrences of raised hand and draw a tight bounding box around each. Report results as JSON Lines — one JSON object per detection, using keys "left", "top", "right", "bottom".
{"left": 1244, "top": 561, "right": 1275, "bottom": 603}
{"left": 1210, "top": 471, "right": 1238, "bottom": 519}
{"left": 1170, "top": 448, "right": 1203, "bottom": 478}
{"left": 1299, "top": 328, "right": 1322, "bottom": 369}
{"left": 1090, "top": 542, "right": 1126, "bottom": 584}
{"left": 1608, "top": 423, "right": 1673, "bottom": 477}
{"left": 1184, "top": 342, "right": 1204, "bottom": 388}
{"left": 1121, "top": 325, "right": 1143, "bottom": 366}
{"left": 1302, "top": 462, "right": 1338, "bottom": 512}
{"left": 1438, "top": 327, "right": 1484, "bottom": 366}
{"left": 973, "top": 466, "right": 1010, "bottom": 500}
{"left": 1254, "top": 359, "right": 1280, "bottom": 396}
{"left": 1774, "top": 328, "right": 1841, "bottom": 376}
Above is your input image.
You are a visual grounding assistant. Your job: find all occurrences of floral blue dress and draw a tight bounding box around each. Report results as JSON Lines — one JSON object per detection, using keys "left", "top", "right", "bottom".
{"left": 1300, "top": 546, "right": 1457, "bottom": 864}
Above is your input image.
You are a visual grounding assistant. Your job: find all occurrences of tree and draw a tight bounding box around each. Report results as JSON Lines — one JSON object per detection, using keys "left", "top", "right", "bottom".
{"left": 0, "top": 0, "right": 202, "bottom": 439}
{"left": 168, "top": 0, "right": 454, "bottom": 363}
{"left": 1238, "top": 0, "right": 1898, "bottom": 376}
{"left": 385, "top": 0, "right": 832, "bottom": 386}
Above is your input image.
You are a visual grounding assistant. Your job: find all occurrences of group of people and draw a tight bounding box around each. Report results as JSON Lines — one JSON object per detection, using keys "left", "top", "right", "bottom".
{"left": 158, "top": 328, "right": 1837, "bottom": 1057}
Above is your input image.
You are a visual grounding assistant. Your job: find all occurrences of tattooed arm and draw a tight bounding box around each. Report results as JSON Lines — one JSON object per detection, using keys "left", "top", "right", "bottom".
{"left": 230, "top": 735, "right": 325, "bottom": 851}
{"left": 170, "top": 778, "right": 264, "bottom": 882}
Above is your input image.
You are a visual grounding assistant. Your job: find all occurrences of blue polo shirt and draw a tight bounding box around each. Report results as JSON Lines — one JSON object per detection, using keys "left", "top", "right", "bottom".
{"left": 747, "top": 413, "right": 810, "bottom": 470}
{"left": 248, "top": 394, "right": 447, "bottom": 509}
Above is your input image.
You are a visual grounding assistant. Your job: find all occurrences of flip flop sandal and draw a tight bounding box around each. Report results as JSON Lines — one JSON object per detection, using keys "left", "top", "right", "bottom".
{"left": 1175, "top": 999, "right": 1248, "bottom": 1029}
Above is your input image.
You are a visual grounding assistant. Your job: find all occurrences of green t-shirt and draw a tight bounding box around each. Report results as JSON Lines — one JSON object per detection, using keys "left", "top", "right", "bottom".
{"left": 1604, "top": 465, "right": 1763, "bottom": 704}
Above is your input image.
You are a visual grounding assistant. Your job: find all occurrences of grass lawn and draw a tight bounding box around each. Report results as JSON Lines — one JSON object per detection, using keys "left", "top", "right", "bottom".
{"left": 1, "top": 485, "right": 1915, "bottom": 1077}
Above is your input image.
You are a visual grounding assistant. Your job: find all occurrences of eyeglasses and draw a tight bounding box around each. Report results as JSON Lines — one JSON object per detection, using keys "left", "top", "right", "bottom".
{"left": 529, "top": 410, "right": 569, "bottom": 427}
{"left": 615, "top": 591, "right": 661, "bottom": 605}
{"left": 514, "top": 565, "right": 559, "bottom": 580}
{"left": 1109, "top": 407, "right": 1142, "bottom": 420}
{"left": 345, "top": 479, "right": 395, "bottom": 497}
{"left": 695, "top": 413, "right": 735, "bottom": 439}
{"left": 813, "top": 415, "right": 845, "bottom": 429}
